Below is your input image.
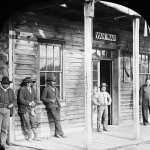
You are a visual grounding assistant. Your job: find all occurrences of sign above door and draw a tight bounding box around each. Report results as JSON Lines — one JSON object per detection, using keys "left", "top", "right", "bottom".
{"left": 94, "top": 32, "right": 117, "bottom": 42}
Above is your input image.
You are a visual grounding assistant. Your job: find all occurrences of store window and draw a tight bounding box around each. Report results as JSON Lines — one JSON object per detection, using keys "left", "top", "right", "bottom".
{"left": 39, "top": 43, "right": 63, "bottom": 99}
{"left": 139, "top": 53, "right": 150, "bottom": 87}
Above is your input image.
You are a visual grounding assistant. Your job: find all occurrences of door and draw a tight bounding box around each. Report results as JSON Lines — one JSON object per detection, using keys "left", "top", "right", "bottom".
{"left": 100, "top": 60, "right": 112, "bottom": 125}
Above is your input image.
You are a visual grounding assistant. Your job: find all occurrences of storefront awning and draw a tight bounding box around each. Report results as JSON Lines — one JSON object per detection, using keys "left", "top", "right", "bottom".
{"left": 99, "top": 1, "right": 141, "bottom": 17}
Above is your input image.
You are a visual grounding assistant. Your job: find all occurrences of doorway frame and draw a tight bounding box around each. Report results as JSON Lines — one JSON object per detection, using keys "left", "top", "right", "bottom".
{"left": 99, "top": 59, "right": 113, "bottom": 125}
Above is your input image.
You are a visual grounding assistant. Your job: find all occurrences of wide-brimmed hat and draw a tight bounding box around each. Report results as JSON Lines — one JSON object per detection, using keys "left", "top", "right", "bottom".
{"left": 22, "top": 77, "right": 35, "bottom": 83}
{"left": 1, "top": 76, "right": 12, "bottom": 84}
{"left": 46, "top": 75, "right": 56, "bottom": 83}
{"left": 100, "top": 82, "right": 107, "bottom": 88}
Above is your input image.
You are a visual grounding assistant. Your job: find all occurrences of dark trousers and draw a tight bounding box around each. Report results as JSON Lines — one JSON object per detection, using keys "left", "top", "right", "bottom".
{"left": 0, "top": 108, "right": 10, "bottom": 147}
{"left": 142, "top": 104, "right": 150, "bottom": 125}
{"left": 97, "top": 105, "right": 108, "bottom": 131}
{"left": 47, "top": 107, "right": 64, "bottom": 136}
{"left": 19, "top": 111, "right": 38, "bottom": 138}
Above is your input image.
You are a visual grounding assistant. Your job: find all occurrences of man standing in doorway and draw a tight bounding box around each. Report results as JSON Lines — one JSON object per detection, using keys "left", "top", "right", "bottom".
{"left": 41, "top": 75, "right": 65, "bottom": 138}
{"left": 0, "top": 76, "right": 16, "bottom": 149}
{"left": 140, "top": 78, "right": 150, "bottom": 125}
{"left": 96, "top": 82, "right": 112, "bottom": 132}
{"left": 18, "top": 77, "right": 39, "bottom": 141}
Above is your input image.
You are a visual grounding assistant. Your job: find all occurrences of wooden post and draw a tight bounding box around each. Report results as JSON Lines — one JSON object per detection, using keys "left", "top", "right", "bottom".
{"left": 133, "top": 17, "right": 140, "bottom": 139}
{"left": 8, "top": 20, "right": 15, "bottom": 143}
{"left": 84, "top": 0, "right": 94, "bottom": 146}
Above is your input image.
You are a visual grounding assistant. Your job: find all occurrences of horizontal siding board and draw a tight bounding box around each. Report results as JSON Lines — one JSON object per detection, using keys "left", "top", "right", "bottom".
{"left": 15, "top": 69, "right": 36, "bottom": 75}
{"left": 14, "top": 54, "right": 36, "bottom": 62}
{"left": 14, "top": 48, "right": 36, "bottom": 56}
{"left": 15, "top": 64, "right": 36, "bottom": 70}
{"left": 15, "top": 39, "right": 35, "bottom": 46}
{"left": 13, "top": 18, "right": 86, "bottom": 140}
{"left": 120, "top": 82, "right": 133, "bottom": 122}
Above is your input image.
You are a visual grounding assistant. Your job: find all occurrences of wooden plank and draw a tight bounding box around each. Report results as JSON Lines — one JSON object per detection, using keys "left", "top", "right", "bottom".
{"left": 14, "top": 54, "right": 36, "bottom": 61}
{"left": 15, "top": 69, "right": 36, "bottom": 75}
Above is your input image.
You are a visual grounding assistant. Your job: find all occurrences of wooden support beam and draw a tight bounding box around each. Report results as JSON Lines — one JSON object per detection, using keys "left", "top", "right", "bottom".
{"left": 84, "top": 0, "right": 94, "bottom": 147}
{"left": 133, "top": 17, "right": 140, "bottom": 139}
{"left": 8, "top": 21, "right": 15, "bottom": 143}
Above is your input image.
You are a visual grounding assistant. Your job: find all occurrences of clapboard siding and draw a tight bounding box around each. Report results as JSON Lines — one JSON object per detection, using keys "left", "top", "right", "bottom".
{"left": 12, "top": 14, "right": 85, "bottom": 140}
{"left": 120, "top": 83, "right": 133, "bottom": 124}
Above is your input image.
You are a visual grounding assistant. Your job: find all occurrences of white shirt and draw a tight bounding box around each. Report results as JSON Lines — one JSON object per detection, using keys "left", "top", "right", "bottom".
{"left": 96, "top": 91, "right": 112, "bottom": 106}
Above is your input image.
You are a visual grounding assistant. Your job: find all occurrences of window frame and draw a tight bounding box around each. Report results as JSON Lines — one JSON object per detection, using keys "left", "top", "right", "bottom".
{"left": 139, "top": 53, "right": 150, "bottom": 87}
{"left": 38, "top": 41, "right": 64, "bottom": 101}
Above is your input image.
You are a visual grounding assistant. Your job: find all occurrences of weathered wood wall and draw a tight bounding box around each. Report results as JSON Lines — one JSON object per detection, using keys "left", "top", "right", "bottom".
{"left": 0, "top": 28, "right": 9, "bottom": 80}
{"left": 12, "top": 14, "right": 85, "bottom": 140}
{"left": 10, "top": 13, "right": 150, "bottom": 140}
{"left": 118, "top": 30, "right": 150, "bottom": 124}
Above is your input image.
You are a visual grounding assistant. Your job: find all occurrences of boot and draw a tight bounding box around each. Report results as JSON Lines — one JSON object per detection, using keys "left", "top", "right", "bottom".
{"left": 32, "top": 128, "right": 40, "bottom": 141}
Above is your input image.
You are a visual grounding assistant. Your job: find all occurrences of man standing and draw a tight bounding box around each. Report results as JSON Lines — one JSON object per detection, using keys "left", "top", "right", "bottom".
{"left": 0, "top": 76, "right": 16, "bottom": 149}
{"left": 140, "top": 78, "right": 150, "bottom": 125}
{"left": 96, "top": 83, "right": 111, "bottom": 132}
{"left": 18, "top": 77, "right": 39, "bottom": 141}
{"left": 41, "top": 75, "right": 65, "bottom": 138}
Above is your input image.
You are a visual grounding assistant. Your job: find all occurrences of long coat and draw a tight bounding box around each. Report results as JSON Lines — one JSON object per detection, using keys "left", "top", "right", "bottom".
{"left": 17, "top": 86, "right": 37, "bottom": 113}
{"left": 41, "top": 85, "right": 60, "bottom": 108}
{"left": 140, "top": 85, "right": 150, "bottom": 106}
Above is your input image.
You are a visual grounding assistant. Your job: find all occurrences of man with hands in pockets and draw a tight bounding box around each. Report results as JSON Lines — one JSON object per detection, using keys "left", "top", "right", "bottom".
{"left": 93, "top": 83, "right": 112, "bottom": 132}
{"left": 18, "top": 77, "right": 39, "bottom": 141}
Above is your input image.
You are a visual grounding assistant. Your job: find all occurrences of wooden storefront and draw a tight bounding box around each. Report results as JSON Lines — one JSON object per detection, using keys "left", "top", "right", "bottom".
{"left": 0, "top": 1, "right": 149, "bottom": 141}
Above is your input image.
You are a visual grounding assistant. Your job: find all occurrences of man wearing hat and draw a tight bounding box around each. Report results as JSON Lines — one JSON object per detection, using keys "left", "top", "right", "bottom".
{"left": 94, "top": 82, "right": 112, "bottom": 132}
{"left": 0, "top": 76, "right": 16, "bottom": 148}
{"left": 41, "top": 75, "right": 65, "bottom": 138}
{"left": 18, "top": 77, "right": 39, "bottom": 141}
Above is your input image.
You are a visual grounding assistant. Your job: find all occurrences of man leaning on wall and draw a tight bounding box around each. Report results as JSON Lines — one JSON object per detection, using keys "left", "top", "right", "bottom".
{"left": 41, "top": 74, "right": 65, "bottom": 138}
{"left": 17, "top": 77, "right": 40, "bottom": 141}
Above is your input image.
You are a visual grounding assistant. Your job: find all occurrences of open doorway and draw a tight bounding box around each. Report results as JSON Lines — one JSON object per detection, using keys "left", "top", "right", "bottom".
{"left": 100, "top": 60, "right": 112, "bottom": 125}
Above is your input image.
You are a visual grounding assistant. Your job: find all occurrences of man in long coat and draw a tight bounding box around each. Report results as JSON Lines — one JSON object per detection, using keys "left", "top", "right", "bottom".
{"left": 18, "top": 77, "right": 39, "bottom": 141}
{"left": 41, "top": 76, "right": 65, "bottom": 138}
{"left": 140, "top": 78, "right": 150, "bottom": 125}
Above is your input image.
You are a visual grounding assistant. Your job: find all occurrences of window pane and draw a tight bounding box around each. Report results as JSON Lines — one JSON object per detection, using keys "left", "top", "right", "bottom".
{"left": 54, "top": 46, "right": 61, "bottom": 71}
{"left": 93, "top": 61, "right": 98, "bottom": 70}
{"left": 40, "top": 72, "right": 45, "bottom": 86}
{"left": 106, "top": 51, "right": 111, "bottom": 58}
{"left": 140, "top": 74, "right": 147, "bottom": 87}
{"left": 140, "top": 54, "right": 148, "bottom": 73}
{"left": 97, "top": 50, "right": 101, "bottom": 57}
{"left": 46, "top": 72, "right": 60, "bottom": 86}
{"left": 55, "top": 86, "right": 60, "bottom": 98}
{"left": 40, "top": 45, "right": 46, "bottom": 58}
{"left": 40, "top": 58, "right": 46, "bottom": 71}
{"left": 55, "top": 73, "right": 60, "bottom": 86}
{"left": 40, "top": 86, "right": 45, "bottom": 97}
{"left": 93, "top": 81, "right": 98, "bottom": 87}
{"left": 47, "top": 45, "right": 53, "bottom": 58}
{"left": 46, "top": 72, "right": 53, "bottom": 81}
{"left": 93, "top": 71, "right": 98, "bottom": 80}
{"left": 92, "top": 49, "right": 96, "bottom": 55}
{"left": 47, "top": 45, "right": 54, "bottom": 71}
{"left": 102, "top": 50, "right": 106, "bottom": 57}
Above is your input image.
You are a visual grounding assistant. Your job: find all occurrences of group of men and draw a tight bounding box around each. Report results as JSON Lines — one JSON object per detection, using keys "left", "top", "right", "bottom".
{"left": 0, "top": 75, "right": 65, "bottom": 149}
{"left": 93, "top": 78, "right": 150, "bottom": 133}
{"left": 1, "top": 74, "right": 150, "bottom": 149}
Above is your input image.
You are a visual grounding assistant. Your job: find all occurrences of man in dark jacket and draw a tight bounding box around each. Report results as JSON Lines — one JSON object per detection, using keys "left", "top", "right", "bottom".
{"left": 140, "top": 78, "right": 150, "bottom": 125}
{"left": 0, "top": 76, "right": 16, "bottom": 149}
{"left": 18, "top": 77, "right": 39, "bottom": 141}
{"left": 41, "top": 76, "right": 65, "bottom": 138}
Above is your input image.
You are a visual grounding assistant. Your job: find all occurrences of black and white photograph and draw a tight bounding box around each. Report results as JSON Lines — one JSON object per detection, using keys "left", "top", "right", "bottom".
{"left": 0, "top": 0, "right": 150, "bottom": 150}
